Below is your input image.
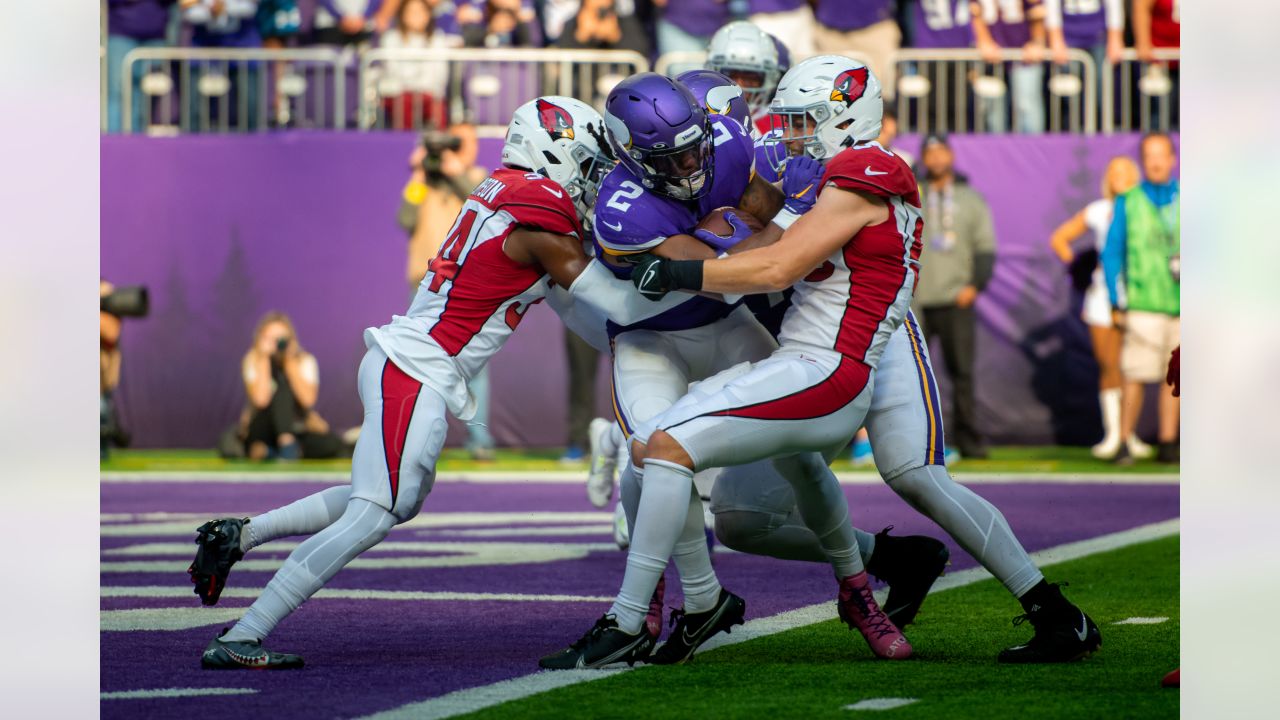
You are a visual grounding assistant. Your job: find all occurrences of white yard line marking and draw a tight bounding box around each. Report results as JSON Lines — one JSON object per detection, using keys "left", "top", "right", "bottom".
{"left": 102, "top": 586, "right": 613, "bottom": 603}
{"left": 843, "top": 698, "right": 920, "bottom": 711}
{"left": 1113, "top": 616, "right": 1170, "bottom": 625}
{"left": 101, "top": 470, "right": 1179, "bottom": 485}
{"left": 101, "top": 511, "right": 611, "bottom": 537}
{"left": 102, "top": 541, "right": 618, "bottom": 573}
{"left": 102, "top": 687, "right": 258, "bottom": 700}
{"left": 359, "top": 519, "right": 1180, "bottom": 720}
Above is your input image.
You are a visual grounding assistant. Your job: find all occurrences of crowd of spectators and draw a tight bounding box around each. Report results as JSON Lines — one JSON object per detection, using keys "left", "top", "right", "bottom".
{"left": 106, "top": 0, "right": 1180, "bottom": 132}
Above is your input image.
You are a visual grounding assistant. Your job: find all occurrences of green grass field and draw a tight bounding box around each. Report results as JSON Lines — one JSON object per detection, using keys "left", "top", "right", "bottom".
{"left": 462, "top": 536, "right": 1179, "bottom": 720}
{"left": 100, "top": 446, "right": 1179, "bottom": 475}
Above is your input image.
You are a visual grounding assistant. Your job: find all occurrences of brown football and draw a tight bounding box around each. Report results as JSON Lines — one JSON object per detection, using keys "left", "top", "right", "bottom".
{"left": 695, "top": 206, "right": 764, "bottom": 243}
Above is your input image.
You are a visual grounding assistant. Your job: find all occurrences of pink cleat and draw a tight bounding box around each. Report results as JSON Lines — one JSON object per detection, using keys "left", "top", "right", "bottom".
{"left": 837, "top": 572, "right": 913, "bottom": 660}
{"left": 645, "top": 575, "right": 666, "bottom": 639}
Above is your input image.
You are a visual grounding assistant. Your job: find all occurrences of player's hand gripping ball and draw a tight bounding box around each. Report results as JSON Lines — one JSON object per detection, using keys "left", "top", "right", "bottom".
{"left": 693, "top": 207, "right": 763, "bottom": 252}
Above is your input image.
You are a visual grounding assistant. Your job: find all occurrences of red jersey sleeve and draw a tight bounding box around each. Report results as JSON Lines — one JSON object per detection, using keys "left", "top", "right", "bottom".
{"left": 486, "top": 168, "right": 583, "bottom": 238}
{"left": 820, "top": 146, "right": 920, "bottom": 205}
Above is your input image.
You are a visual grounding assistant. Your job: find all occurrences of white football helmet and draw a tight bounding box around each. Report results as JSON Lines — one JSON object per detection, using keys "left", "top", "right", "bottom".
{"left": 767, "top": 56, "right": 883, "bottom": 163}
{"left": 705, "top": 21, "right": 781, "bottom": 119}
{"left": 501, "top": 96, "right": 616, "bottom": 226}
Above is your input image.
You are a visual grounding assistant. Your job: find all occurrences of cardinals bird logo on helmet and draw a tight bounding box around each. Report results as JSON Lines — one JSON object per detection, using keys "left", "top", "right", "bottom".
{"left": 536, "top": 98, "right": 575, "bottom": 141}
{"left": 830, "top": 67, "right": 869, "bottom": 107}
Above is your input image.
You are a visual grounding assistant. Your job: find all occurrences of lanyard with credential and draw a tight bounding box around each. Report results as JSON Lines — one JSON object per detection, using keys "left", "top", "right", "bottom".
{"left": 929, "top": 184, "right": 956, "bottom": 252}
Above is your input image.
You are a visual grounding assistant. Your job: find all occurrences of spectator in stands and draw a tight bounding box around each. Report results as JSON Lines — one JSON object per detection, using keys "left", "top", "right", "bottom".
{"left": 1044, "top": 0, "right": 1123, "bottom": 68}
{"left": 380, "top": 0, "right": 463, "bottom": 129}
{"left": 913, "top": 134, "right": 997, "bottom": 460}
{"left": 394, "top": 132, "right": 496, "bottom": 460}
{"left": 877, "top": 105, "right": 913, "bottom": 167}
{"left": 748, "top": 0, "right": 815, "bottom": 57}
{"left": 972, "top": 0, "right": 1048, "bottom": 133}
{"left": 183, "top": 0, "right": 264, "bottom": 130}
{"left": 462, "top": 0, "right": 540, "bottom": 47}
{"left": 900, "top": 0, "right": 973, "bottom": 132}
{"left": 311, "top": 0, "right": 401, "bottom": 45}
{"left": 106, "top": 1, "right": 177, "bottom": 133}
{"left": 1103, "top": 133, "right": 1179, "bottom": 465}
{"left": 256, "top": 1, "right": 302, "bottom": 125}
{"left": 1132, "top": 0, "right": 1179, "bottom": 129}
{"left": 555, "top": 0, "right": 648, "bottom": 55}
{"left": 653, "top": 0, "right": 731, "bottom": 55}
{"left": 813, "top": 0, "right": 900, "bottom": 100}
{"left": 1049, "top": 155, "right": 1139, "bottom": 459}
{"left": 236, "top": 311, "right": 344, "bottom": 460}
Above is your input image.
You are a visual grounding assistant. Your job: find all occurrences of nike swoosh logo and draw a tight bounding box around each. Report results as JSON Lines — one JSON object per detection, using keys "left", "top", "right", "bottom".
{"left": 865, "top": 167, "right": 888, "bottom": 176}
{"left": 542, "top": 185, "right": 564, "bottom": 198}
{"left": 640, "top": 266, "right": 658, "bottom": 291}
{"left": 601, "top": 219, "right": 623, "bottom": 232}
{"left": 1075, "top": 614, "right": 1090, "bottom": 642}
{"left": 793, "top": 183, "right": 814, "bottom": 198}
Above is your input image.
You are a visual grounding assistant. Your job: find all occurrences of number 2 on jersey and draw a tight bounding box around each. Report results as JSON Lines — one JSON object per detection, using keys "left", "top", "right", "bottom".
{"left": 606, "top": 180, "right": 645, "bottom": 212}
{"left": 428, "top": 209, "right": 477, "bottom": 292}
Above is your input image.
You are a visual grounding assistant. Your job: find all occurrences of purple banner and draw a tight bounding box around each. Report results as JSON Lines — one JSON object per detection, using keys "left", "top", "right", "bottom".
{"left": 101, "top": 132, "right": 1176, "bottom": 449}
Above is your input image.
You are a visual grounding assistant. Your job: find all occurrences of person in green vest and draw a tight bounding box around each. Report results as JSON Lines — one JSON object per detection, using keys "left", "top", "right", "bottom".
{"left": 1102, "top": 132, "right": 1179, "bottom": 464}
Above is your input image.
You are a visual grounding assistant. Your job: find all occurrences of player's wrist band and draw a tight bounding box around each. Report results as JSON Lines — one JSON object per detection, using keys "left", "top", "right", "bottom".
{"left": 665, "top": 260, "right": 704, "bottom": 292}
{"left": 772, "top": 207, "right": 802, "bottom": 230}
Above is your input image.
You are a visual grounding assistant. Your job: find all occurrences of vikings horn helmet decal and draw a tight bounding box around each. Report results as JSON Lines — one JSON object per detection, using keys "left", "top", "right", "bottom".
{"left": 830, "top": 67, "right": 870, "bottom": 108}
{"left": 536, "top": 98, "right": 575, "bottom": 141}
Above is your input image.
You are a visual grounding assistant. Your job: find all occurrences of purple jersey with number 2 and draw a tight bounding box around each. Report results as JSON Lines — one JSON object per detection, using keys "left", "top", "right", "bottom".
{"left": 593, "top": 113, "right": 756, "bottom": 334}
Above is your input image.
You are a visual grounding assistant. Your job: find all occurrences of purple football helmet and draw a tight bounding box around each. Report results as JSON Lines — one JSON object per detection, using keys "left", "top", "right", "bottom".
{"left": 603, "top": 73, "right": 714, "bottom": 201}
{"left": 677, "top": 69, "right": 752, "bottom": 134}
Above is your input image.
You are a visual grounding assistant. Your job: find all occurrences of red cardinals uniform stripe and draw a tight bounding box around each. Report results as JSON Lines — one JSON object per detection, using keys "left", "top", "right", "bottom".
{"left": 380, "top": 360, "right": 423, "bottom": 506}
{"left": 698, "top": 356, "right": 871, "bottom": 422}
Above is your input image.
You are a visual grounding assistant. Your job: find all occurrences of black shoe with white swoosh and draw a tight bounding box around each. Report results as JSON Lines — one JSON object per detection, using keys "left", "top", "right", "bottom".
{"left": 201, "top": 629, "right": 304, "bottom": 670}
{"left": 998, "top": 604, "right": 1102, "bottom": 663}
{"left": 648, "top": 589, "right": 746, "bottom": 665}
{"left": 539, "top": 615, "right": 656, "bottom": 670}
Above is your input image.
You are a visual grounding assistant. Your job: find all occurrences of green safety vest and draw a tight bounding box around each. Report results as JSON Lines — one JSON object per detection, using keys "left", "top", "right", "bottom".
{"left": 1123, "top": 185, "right": 1180, "bottom": 316}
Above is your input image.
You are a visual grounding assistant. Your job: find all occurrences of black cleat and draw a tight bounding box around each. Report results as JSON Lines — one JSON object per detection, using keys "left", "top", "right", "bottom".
{"left": 865, "top": 527, "right": 949, "bottom": 626}
{"left": 539, "top": 615, "right": 656, "bottom": 670}
{"left": 188, "top": 518, "right": 248, "bottom": 606}
{"left": 201, "top": 629, "right": 304, "bottom": 670}
{"left": 998, "top": 585, "right": 1101, "bottom": 663}
{"left": 648, "top": 589, "right": 746, "bottom": 665}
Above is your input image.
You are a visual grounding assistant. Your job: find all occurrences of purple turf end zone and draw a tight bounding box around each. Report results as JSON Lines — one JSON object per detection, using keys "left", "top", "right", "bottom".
{"left": 101, "top": 477, "right": 1178, "bottom": 719}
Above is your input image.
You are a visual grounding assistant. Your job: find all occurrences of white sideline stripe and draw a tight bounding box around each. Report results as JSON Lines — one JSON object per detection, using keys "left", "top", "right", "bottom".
{"left": 101, "top": 470, "right": 1178, "bottom": 485}
{"left": 359, "top": 518, "right": 1180, "bottom": 720}
{"left": 1113, "top": 616, "right": 1170, "bottom": 625}
{"left": 101, "top": 511, "right": 611, "bottom": 537}
{"left": 102, "top": 586, "right": 613, "bottom": 603}
{"left": 843, "top": 698, "right": 920, "bottom": 711}
{"left": 102, "top": 687, "right": 258, "bottom": 700}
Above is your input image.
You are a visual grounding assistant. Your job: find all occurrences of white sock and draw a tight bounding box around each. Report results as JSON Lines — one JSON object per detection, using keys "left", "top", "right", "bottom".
{"left": 243, "top": 486, "right": 352, "bottom": 553}
{"left": 889, "top": 465, "right": 1043, "bottom": 596}
{"left": 771, "top": 453, "right": 864, "bottom": 578}
{"left": 223, "top": 498, "right": 395, "bottom": 643}
{"left": 1098, "top": 388, "right": 1121, "bottom": 445}
{"left": 671, "top": 486, "right": 721, "bottom": 613}
{"left": 609, "top": 459, "right": 694, "bottom": 634}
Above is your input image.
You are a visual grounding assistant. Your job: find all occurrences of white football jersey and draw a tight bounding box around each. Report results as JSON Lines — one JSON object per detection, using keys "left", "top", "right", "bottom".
{"left": 364, "top": 168, "right": 583, "bottom": 419}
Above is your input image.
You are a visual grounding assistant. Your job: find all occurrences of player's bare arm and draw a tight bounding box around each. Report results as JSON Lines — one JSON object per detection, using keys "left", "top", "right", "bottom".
{"left": 503, "top": 227, "right": 589, "bottom": 288}
{"left": 633, "top": 186, "right": 888, "bottom": 298}
{"left": 736, "top": 172, "right": 785, "bottom": 224}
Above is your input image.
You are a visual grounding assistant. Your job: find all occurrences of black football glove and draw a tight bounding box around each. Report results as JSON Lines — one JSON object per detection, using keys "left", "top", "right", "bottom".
{"left": 629, "top": 253, "right": 704, "bottom": 301}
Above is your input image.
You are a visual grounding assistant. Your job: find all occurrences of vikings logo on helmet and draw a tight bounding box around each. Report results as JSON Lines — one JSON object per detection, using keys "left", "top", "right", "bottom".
{"left": 830, "top": 67, "right": 870, "bottom": 107}
{"left": 536, "top": 98, "right": 575, "bottom": 142}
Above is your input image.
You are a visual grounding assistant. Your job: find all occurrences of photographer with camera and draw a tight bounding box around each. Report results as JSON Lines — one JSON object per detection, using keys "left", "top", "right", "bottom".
{"left": 396, "top": 125, "right": 496, "bottom": 460}
{"left": 237, "top": 311, "right": 343, "bottom": 461}
{"left": 101, "top": 280, "right": 149, "bottom": 459}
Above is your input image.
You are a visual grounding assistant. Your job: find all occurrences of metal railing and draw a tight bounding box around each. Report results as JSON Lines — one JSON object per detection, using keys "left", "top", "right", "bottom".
{"left": 891, "top": 48, "right": 1098, "bottom": 135}
{"left": 120, "top": 47, "right": 347, "bottom": 134}
{"left": 359, "top": 47, "right": 648, "bottom": 133}
{"left": 1101, "top": 49, "right": 1180, "bottom": 134}
{"left": 654, "top": 49, "right": 875, "bottom": 78}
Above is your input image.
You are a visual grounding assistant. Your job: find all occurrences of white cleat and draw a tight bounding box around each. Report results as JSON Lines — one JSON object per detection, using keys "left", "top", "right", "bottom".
{"left": 1090, "top": 434, "right": 1121, "bottom": 459}
{"left": 1127, "top": 435, "right": 1154, "bottom": 460}
{"left": 586, "top": 418, "right": 619, "bottom": 508}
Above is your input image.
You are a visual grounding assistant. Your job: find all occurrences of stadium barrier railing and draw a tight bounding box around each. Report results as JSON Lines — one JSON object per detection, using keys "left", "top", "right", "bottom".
{"left": 653, "top": 49, "right": 875, "bottom": 79}
{"left": 120, "top": 47, "right": 348, "bottom": 134}
{"left": 891, "top": 48, "right": 1098, "bottom": 135}
{"left": 1101, "top": 48, "right": 1180, "bottom": 134}
{"left": 359, "top": 47, "right": 649, "bottom": 135}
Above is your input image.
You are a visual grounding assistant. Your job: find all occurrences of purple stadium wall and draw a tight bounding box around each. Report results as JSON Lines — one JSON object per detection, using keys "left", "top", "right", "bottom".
{"left": 100, "top": 132, "right": 1177, "bottom": 449}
